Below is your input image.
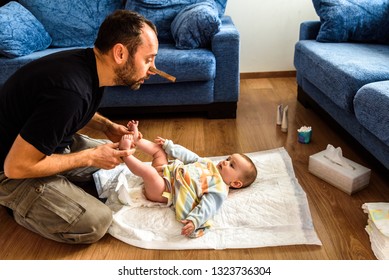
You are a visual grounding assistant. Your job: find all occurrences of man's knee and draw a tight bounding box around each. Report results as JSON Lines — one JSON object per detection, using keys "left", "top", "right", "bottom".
{"left": 63, "top": 201, "right": 113, "bottom": 244}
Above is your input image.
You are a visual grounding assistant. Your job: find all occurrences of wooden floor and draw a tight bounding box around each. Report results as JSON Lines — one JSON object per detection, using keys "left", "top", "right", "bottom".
{"left": 1, "top": 77, "right": 388, "bottom": 260}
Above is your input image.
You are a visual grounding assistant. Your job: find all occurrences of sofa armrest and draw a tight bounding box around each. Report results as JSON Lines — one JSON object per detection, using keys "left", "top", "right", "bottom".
{"left": 299, "top": 21, "right": 321, "bottom": 40}
{"left": 212, "top": 16, "right": 240, "bottom": 102}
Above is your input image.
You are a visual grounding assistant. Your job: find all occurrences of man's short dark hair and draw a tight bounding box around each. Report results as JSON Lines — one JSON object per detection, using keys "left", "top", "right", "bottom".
{"left": 94, "top": 10, "right": 157, "bottom": 59}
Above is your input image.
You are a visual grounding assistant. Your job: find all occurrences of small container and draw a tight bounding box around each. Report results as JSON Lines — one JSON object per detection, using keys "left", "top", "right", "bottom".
{"left": 297, "top": 126, "right": 312, "bottom": 144}
{"left": 281, "top": 105, "right": 288, "bottom": 132}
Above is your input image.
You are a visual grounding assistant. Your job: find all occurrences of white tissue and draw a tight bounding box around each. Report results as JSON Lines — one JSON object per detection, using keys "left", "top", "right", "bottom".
{"left": 114, "top": 172, "right": 164, "bottom": 208}
{"left": 116, "top": 173, "right": 133, "bottom": 205}
{"left": 323, "top": 144, "right": 355, "bottom": 170}
{"left": 297, "top": 126, "right": 312, "bottom": 132}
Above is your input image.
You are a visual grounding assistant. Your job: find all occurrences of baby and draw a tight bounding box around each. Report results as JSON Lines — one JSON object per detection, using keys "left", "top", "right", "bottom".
{"left": 119, "top": 120, "right": 257, "bottom": 238}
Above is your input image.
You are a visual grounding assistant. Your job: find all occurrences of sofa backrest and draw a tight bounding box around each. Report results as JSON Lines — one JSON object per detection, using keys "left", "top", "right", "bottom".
{"left": 312, "top": 0, "right": 389, "bottom": 44}
{"left": 0, "top": 0, "right": 228, "bottom": 53}
{"left": 18, "top": 0, "right": 124, "bottom": 47}
{"left": 125, "top": 0, "right": 227, "bottom": 43}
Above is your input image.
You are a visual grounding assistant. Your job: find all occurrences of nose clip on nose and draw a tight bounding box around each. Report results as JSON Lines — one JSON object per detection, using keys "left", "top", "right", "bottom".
{"left": 149, "top": 66, "right": 176, "bottom": 82}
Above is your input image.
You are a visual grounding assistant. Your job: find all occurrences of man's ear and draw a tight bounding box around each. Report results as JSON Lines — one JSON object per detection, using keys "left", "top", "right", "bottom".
{"left": 112, "top": 43, "right": 127, "bottom": 64}
{"left": 230, "top": 180, "right": 243, "bottom": 189}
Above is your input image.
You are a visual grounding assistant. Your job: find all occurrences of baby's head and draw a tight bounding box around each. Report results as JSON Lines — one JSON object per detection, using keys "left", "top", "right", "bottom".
{"left": 216, "top": 153, "right": 257, "bottom": 189}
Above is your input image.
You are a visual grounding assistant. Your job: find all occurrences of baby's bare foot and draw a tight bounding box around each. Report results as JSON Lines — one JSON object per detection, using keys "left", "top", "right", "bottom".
{"left": 127, "top": 120, "right": 140, "bottom": 142}
{"left": 119, "top": 134, "right": 134, "bottom": 150}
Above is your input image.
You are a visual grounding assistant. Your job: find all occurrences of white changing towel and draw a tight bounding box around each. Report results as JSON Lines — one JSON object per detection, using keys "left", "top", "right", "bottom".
{"left": 93, "top": 147, "right": 322, "bottom": 250}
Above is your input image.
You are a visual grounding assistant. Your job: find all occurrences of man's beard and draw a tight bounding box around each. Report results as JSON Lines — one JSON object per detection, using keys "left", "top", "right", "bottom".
{"left": 114, "top": 58, "right": 147, "bottom": 90}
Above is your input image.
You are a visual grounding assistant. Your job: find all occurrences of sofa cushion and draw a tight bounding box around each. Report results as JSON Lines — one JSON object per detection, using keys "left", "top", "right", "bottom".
{"left": 312, "top": 0, "right": 389, "bottom": 44}
{"left": 103, "top": 81, "right": 215, "bottom": 107}
{"left": 294, "top": 40, "right": 389, "bottom": 112}
{"left": 19, "top": 0, "right": 123, "bottom": 47}
{"left": 171, "top": 1, "right": 221, "bottom": 49}
{"left": 354, "top": 81, "right": 389, "bottom": 145}
{"left": 125, "top": 0, "right": 227, "bottom": 43}
{"left": 0, "top": 1, "right": 51, "bottom": 58}
{"left": 146, "top": 44, "right": 216, "bottom": 84}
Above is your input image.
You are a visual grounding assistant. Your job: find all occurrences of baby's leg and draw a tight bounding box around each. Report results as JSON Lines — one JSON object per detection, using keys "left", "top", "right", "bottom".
{"left": 120, "top": 133, "right": 168, "bottom": 203}
{"left": 118, "top": 134, "right": 134, "bottom": 150}
{"left": 127, "top": 120, "right": 168, "bottom": 168}
{"left": 136, "top": 138, "right": 168, "bottom": 169}
{"left": 121, "top": 155, "right": 167, "bottom": 203}
{"left": 127, "top": 120, "right": 140, "bottom": 141}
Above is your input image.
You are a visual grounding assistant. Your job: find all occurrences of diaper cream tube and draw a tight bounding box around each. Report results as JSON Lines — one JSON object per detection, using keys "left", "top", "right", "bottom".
{"left": 281, "top": 105, "right": 288, "bottom": 133}
{"left": 276, "top": 104, "right": 283, "bottom": 125}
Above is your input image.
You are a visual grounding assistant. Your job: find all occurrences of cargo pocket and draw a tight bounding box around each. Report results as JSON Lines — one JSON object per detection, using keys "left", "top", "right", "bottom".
{"left": 15, "top": 178, "right": 85, "bottom": 234}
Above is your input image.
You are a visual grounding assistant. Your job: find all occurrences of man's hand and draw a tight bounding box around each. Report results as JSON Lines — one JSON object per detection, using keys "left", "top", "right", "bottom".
{"left": 88, "top": 113, "right": 133, "bottom": 143}
{"left": 105, "top": 122, "right": 143, "bottom": 143}
{"left": 104, "top": 122, "right": 130, "bottom": 143}
{"left": 4, "top": 135, "right": 135, "bottom": 178}
{"left": 90, "top": 142, "right": 135, "bottom": 169}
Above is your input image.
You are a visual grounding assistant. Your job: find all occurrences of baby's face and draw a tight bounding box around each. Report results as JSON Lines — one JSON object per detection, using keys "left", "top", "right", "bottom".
{"left": 216, "top": 153, "right": 250, "bottom": 186}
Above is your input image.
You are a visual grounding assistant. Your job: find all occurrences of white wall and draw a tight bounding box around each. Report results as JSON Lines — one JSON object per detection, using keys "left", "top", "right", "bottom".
{"left": 225, "top": 0, "right": 318, "bottom": 73}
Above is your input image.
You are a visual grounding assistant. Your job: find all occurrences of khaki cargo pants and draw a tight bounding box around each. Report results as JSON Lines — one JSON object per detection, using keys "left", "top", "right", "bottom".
{"left": 0, "top": 134, "right": 113, "bottom": 244}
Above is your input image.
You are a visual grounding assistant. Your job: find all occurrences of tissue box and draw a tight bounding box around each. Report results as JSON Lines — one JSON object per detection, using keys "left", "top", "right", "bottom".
{"left": 308, "top": 150, "right": 371, "bottom": 195}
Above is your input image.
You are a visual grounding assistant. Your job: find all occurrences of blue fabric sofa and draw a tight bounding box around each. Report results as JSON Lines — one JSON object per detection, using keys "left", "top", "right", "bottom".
{"left": 0, "top": 0, "right": 239, "bottom": 118}
{"left": 294, "top": 0, "right": 389, "bottom": 170}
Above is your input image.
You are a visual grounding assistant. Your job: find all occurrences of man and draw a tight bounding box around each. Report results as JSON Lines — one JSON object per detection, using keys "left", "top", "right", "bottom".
{"left": 0, "top": 10, "right": 159, "bottom": 244}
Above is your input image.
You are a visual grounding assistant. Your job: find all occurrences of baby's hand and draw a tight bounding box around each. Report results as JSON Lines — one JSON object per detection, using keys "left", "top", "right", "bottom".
{"left": 180, "top": 220, "right": 195, "bottom": 237}
{"left": 154, "top": 136, "right": 166, "bottom": 146}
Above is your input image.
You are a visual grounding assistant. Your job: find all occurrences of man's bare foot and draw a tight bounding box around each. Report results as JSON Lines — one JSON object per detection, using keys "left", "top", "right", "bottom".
{"left": 127, "top": 120, "right": 140, "bottom": 142}
{"left": 119, "top": 134, "right": 135, "bottom": 150}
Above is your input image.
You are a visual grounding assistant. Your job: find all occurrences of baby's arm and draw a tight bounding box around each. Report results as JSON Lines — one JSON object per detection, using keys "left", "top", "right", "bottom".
{"left": 155, "top": 137, "right": 200, "bottom": 164}
{"left": 186, "top": 192, "right": 226, "bottom": 228}
{"left": 176, "top": 188, "right": 228, "bottom": 238}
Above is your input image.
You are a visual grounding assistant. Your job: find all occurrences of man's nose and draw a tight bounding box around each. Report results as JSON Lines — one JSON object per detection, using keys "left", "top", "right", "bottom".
{"left": 148, "top": 67, "right": 156, "bottom": 76}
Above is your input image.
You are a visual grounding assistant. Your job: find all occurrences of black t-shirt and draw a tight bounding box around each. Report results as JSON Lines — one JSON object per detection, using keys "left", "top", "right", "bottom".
{"left": 0, "top": 48, "right": 104, "bottom": 171}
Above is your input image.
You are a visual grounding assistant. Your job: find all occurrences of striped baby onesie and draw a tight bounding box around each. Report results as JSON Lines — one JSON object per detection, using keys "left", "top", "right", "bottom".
{"left": 162, "top": 140, "right": 228, "bottom": 238}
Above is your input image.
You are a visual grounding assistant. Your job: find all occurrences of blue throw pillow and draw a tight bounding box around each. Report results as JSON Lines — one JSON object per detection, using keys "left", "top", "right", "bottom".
{"left": 19, "top": 0, "right": 123, "bottom": 47}
{"left": 171, "top": 1, "right": 221, "bottom": 49}
{"left": 0, "top": 1, "right": 51, "bottom": 58}
{"left": 312, "top": 0, "right": 389, "bottom": 43}
{"left": 125, "top": 0, "right": 227, "bottom": 43}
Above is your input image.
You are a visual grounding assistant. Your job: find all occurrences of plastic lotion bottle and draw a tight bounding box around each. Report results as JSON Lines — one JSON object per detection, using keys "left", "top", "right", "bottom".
{"left": 281, "top": 105, "right": 288, "bottom": 132}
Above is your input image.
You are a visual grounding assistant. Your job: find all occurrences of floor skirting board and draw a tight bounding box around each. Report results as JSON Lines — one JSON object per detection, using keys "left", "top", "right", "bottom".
{"left": 240, "top": 71, "right": 296, "bottom": 79}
